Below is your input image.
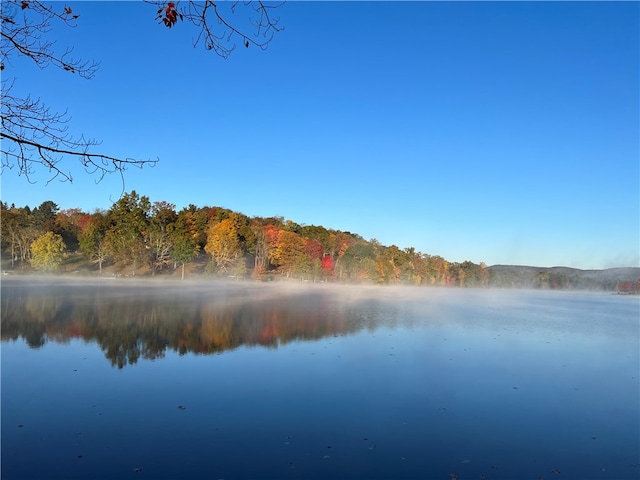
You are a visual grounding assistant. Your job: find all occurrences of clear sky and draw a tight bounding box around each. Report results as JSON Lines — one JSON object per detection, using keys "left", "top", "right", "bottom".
{"left": 2, "top": 1, "right": 638, "bottom": 269}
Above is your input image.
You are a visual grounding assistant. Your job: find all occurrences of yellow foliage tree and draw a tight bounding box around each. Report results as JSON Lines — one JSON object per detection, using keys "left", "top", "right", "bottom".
{"left": 205, "top": 218, "right": 241, "bottom": 273}
{"left": 30, "top": 231, "right": 66, "bottom": 271}
{"left": 272, "top": 230, "right": 308, "bottom": 278}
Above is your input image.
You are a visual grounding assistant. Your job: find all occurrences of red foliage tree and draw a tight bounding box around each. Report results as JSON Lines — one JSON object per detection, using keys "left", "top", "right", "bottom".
{"left": 305, "top": 239, "right": 324, "bottom": 262}
{"left": 321, "top": 255, "right": 335, "bottom": 277}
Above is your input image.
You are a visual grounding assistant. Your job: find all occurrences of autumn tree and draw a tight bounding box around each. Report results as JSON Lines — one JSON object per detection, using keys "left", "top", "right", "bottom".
{"left": 321, "top": 255, "right": 334, "bottom": 281}
{"left": 205, "top": 217, "right": 242, "bottom": 274}
{"left": 78, "top": 211, "right": 109, "bottom": 273}
{"left": 422, "top": 254, "right": 449, "bottom": 286}
{"left": 449, "top": 260, "right": 487, "bottom": 287}
{"left": 251, "top": 222, "right": 278, "bottom": 278}
{"left": 54, "top": 207, "right": 88, "bottom": 250}
{"left": 300, "top": 225, "right": 332, "bottom": 252}
{"left": 1, "top": 1, "right": 283, "bottom": 183}
{"left": 177, "top": 204, "right": 210, "bottom": 250}
{"left": 233, "top": 212, "right": 255, "bottom": 261}
{"left": 374, "top": 244, "right": 402, "bottom": 284}
{"left": 30, "top": 230, "right": 66, "bottom": 271}
{"left": 406, "top": 249, "right": 432, "bottom": 286}
{"left": 329, "top": 231, "right": 357, "bottom": 274}
{"left": 271, "top": 229, "right": 308, "bottom": 278}
{"left": 0, "top": 202, "right": 39, "bottom": 265}
{"left": 397, "top": 247, "right": 422, "bottom": 285}
{"left": 0, "top": 200, "right": 61, "bottom": 265}
{"left": 336, "top": 240, "right": 376, "bottom": 282}
{"left": 305, "top": 239, "right": 324, "bottom": 263}
{"left": 305, "top": 238, "right": 324, "bottom": 281}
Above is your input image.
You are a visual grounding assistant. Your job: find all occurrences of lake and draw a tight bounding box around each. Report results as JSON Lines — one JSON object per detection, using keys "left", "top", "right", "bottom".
{"left": 2, "top": 276, "right": 639, "bottom": 479}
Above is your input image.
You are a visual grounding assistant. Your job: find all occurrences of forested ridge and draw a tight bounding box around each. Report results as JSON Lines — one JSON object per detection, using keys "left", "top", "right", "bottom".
{"left": 2, "top": 191, "right": 637, "bottom": 291}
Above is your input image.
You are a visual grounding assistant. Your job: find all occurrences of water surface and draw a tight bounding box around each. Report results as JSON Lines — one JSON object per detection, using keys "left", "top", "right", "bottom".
{"left": 2, "top": 277, "right": 639, "bottom": 479}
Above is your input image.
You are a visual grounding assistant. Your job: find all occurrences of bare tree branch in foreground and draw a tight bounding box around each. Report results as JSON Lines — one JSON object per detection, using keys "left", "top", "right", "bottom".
{"left": 1, "top": 1, "right": 283, "bottom": 185}
{"left": 148, "top": 1, "right": 284, "bottom": 58}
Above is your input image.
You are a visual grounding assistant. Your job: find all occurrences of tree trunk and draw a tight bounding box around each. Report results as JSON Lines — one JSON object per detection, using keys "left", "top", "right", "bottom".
{"left": 181, "top": 262, "right": 185, "bottom": 280}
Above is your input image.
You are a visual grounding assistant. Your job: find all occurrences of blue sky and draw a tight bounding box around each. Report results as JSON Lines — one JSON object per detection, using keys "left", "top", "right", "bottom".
{"left": 2, "top": 1, "right": 638, "bottom": 269}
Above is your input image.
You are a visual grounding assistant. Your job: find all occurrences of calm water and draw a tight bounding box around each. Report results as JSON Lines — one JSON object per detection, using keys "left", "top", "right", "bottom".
{"left": 2, "top": 277, "right": 639, "bottom": 480}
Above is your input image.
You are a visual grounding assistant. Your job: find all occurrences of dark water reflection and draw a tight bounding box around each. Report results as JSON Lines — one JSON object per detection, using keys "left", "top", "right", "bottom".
{"left": 2, "top": 277, "right": 639, "bottom": 479}
{"left": 1, "top": 277, "right": 402, "bottom": 367}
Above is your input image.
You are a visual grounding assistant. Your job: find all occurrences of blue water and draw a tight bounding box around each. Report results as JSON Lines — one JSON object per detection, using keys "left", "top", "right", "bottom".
{"left": 2, "top": 278, "right": 639, "bottom": 479}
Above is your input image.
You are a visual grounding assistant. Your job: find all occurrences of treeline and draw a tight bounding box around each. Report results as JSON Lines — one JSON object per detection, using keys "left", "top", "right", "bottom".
{"left": 1, "top": 191, "right": 490, "bottom": 286}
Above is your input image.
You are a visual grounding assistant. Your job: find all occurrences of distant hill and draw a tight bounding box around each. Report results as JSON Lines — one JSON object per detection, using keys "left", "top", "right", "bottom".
{"left": 487, "top": 265, "right": 640, "bottom": 291}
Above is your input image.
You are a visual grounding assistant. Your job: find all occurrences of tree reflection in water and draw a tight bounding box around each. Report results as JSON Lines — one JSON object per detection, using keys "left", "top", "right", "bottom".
{"left": 1, "top": 277, "right": 396, "bottom": 368}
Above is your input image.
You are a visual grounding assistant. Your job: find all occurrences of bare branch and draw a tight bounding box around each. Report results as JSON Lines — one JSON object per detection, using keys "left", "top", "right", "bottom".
{"left": 0, "top": 1, "right": 283, "bottom": 186}
{"left": 0, "top": 1, "right": 99, "bottom": 77}
{"left": 0, "top": 1, "right": 155, "bottom": 184}
{"left": 144, "top": 1, "right": 284, "bottom": 59}
{"left": 1, "top": 129, "right": 157, "bottom": 183}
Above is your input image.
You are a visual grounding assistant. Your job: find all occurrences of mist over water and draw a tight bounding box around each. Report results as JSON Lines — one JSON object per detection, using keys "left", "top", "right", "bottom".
{"left": 2, "top": 277, "right": 639, "bottom": 479}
